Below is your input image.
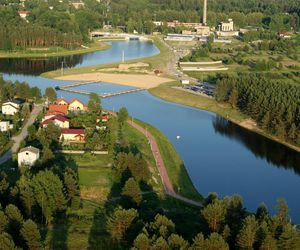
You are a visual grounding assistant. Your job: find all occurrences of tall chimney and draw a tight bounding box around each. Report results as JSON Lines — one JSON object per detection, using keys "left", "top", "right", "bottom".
{"left": 203, "top": 0, "right": 207, "bottom": 25}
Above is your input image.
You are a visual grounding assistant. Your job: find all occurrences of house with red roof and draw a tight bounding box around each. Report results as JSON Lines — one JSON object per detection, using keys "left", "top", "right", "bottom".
{"left": 68, "top": 98, "right": 88, "bottom": 112}
{"left": 96, "top": 115, "right": 110, "bottom": 123}
{"left": 48, "top": 104, "right": 68, "bottom": 116}
{"left": 60, "top": 128, "right": 85, "bottom": 142}
{"left": 18, "top": 10, "right": 29, "bottom": 20}
{"left": 42, "top": 115, "right": 70, "bottom": 128}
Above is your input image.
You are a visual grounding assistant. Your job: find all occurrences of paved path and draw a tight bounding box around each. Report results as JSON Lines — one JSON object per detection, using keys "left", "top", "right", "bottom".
{"left": 0, "top": 105, "right": 43, "bottom": 165}
{"left": 127, "top": 119, "right": 202, "bottom": 207}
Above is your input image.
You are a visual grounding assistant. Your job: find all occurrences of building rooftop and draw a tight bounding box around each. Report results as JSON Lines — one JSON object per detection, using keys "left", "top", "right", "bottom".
{"left": 19, "top": 146, "right": 40, "bottom": 155}
{"left": 61, "top": 128, "right": 85, "bottom": 134}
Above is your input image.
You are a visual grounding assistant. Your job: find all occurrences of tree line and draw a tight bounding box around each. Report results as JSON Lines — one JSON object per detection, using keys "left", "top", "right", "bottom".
{"left": 215, "top": 73, "right": 300, "bottom": 146}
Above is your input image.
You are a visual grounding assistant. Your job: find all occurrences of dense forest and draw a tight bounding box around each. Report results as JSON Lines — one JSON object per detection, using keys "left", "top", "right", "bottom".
{"left": 0, "top": 0, "right": 300, "bottom": 50}
{"left": 215, "top": 73, "right": 300, "bottom": 146}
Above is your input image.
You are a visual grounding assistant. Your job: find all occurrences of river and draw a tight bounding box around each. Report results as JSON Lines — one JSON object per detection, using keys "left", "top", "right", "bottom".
{"left": 1, "top": 41, "right": 300, "bottom": 223}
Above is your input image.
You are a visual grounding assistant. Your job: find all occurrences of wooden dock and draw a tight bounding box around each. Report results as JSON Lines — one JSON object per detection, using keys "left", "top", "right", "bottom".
{"left": 60, "top": 81, "right": 101, "bottom": 89}
{"left": 59, "top": 87, "right": 145, "bottom": 98}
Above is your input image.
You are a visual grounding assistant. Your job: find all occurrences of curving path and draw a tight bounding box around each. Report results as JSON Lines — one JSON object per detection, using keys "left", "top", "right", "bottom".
{"left": 0, "top": 104, "right": 43, "bottom": 165}
{"left": 127, "top": 119, "right": 202, "bottom": 207}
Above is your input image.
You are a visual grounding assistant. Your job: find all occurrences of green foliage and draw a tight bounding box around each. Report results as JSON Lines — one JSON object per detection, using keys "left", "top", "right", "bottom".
{"left": 122, "top": 177, "right": 142, "bottom": 205}
{"left": 215, "top": 73, "right": 300, "bottom": 145}
{"left": 201, "top": 199, "right": 226, "bottom": 233}
{"left": 87, "top": 92, "right": 101, "bottom": 115}
{"left": 63, "top": 168, "right": 81, "bottom": 209}
{"left": 106, "top": 206, "right": 138, "bottom": 241}
{"left": 0, "top": 232, "right": 16, "bottom": 250}
{"left": 236, "top": 215, "right": 258, "bottom": 250}
{"left": 44, "top": 87, "right": 57, "bottom": 102}
{"left": 117, "top": 107, "right": 129, "bottom": 127}
{"left": 20, "top": 219, "right": 42, "bottom": 250}
{"left": 31, "top": 170, "right": 66, "bottom": 224}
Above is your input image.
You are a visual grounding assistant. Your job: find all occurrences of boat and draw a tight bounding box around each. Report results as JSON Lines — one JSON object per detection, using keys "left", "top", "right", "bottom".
{"left": 55, "top": 86, "right": 60, "bottom": 90}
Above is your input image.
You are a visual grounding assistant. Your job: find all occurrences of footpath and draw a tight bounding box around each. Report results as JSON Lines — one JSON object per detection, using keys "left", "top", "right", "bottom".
{"left": 0, "top": 105, "right": 43, "bottom": 165}
{"left": 127, "top": 119, "right": 202, "bottom": 207}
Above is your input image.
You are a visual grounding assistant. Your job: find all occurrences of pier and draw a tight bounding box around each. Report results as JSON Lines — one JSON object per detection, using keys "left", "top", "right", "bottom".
{"left": 58, "top": 82, "right": 145, "bottom": 98}
{"left": 60, "top": 81, "right": 101, "bottom": 89}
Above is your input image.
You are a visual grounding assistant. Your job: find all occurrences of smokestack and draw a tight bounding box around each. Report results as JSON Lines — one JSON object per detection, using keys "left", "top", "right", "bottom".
{"left": 203, "top": 0, "right": 207, "bottom": 25}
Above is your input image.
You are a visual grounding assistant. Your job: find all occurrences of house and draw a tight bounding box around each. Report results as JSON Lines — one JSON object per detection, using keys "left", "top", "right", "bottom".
{"left": 43, "top": 111, "right": 66, "bottom": 121}
{"left": 18, "top": 146, "right": 40, "bottom": 167}
{"left": 42, "top": 115, "right": 70, "bottom": 128}
{"left": 68, "top": 98, "right": 87, "bottom": 112}
{"left": 96, "top": 115, "right": 110, "bottom": 123}
{"left": 0, "top": 121, "right": 13, "bottom": 132}
{"left": 48, "top": 104, "right": 68, "bottom": 116}
{"left": 18, "top": 10, "right": 29, "bottom": 20}
{"left": 1, "top": 100, "right": 23, "bottom": 115}
{"left": 60, "top": 128, "right": 85, "bottom": 142}
{"left": 53, "top": 98, "right": 68, "bottom": 106}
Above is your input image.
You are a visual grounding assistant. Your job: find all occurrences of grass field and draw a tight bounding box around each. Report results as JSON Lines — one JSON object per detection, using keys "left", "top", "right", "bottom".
{"left": 0, "top": 41, "right": 111, "bottom": 59}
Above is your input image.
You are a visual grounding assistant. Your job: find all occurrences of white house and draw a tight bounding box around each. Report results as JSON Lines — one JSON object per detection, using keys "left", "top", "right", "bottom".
{"left": 18, "top": 146, "right": 40, "bottom": 167}
{"left": 1, "top": 101, "right": 22, "bottom": 115}
{"left": 0, "top": 121, "right": 13, "bottom": 132}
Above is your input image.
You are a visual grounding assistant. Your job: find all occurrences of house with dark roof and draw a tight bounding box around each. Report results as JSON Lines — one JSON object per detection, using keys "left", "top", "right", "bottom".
{"left": 1, "top": 100, "right": 23, "bottom": 115}
{"left": 42, "top": 115, "right": 70, "bottom": 128}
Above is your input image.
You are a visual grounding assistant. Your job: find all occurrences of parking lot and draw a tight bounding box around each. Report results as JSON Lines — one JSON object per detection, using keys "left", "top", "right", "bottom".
{"left": 184, "top": 82, "right": 215, "bottom": 97}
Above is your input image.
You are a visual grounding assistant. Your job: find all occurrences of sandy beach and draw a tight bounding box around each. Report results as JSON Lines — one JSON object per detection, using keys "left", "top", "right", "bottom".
{"left": 56, "top": 73, "right": 174, "bottom": 89}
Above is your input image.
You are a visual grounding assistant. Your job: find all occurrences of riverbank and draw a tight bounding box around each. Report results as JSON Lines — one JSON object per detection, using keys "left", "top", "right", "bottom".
{"left": 0, "top": 41, "right": 111, "bottom": 58}
{"left": 41, "top": 36, "right": 172, "bottom": 79}
{"left": 149, "top": 81, "right": 300, "bottom": 153}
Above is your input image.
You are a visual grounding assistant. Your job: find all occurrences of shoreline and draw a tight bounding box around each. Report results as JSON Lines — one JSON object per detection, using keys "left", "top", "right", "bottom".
{"left": 0, "top": 41, "right": 111, "bottom": 59}
{"left": 149, "top": 82, "right": 300, "bottom": 154}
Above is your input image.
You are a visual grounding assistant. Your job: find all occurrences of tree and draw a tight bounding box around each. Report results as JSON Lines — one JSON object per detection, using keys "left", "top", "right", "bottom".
{"left": 201, "top": 199, "right": 226, "bottom": 232}
{"left": 5, "top": 204, "right": 24, "bottom": 245}
{"left": 275, "top": 199, "right": 290, "bottom": 226}
{"left": 117, "top": 107, "right": 129, "bottom": 127}
{"left": 133, "top": 233, "right": 151, "bottom": 250}
{"left": 31, "top": 170, "right": 66, "bottom": 224}
{"left": 260, "top": 233, "right": 277, "bottom": 250}
{"left": 63, "top": 168, "right": 80, "bottom": 209}
{"left": 0, "top": 211, "right": 8, "bottom": 233}
{"left": 44, "top": 87, "right": 57, "bottom": 102}
{"left": 122, "top": 177, "right": 142, "bottom": 205}
{"left": 168, "top": 234, "right": 189, "bottom": 249}
{"left": 0, "top": 233, "right": 16, "bottom": 250}
{"left": 20, "top": 219, "right": 42, "bottom": 250}
{"left": 278, "top": 224, "right": 300, "bottom": 250}
{"left": 106, "top": 207, "right": 138, "bottom": 241}
{"left": 191, "top": 233, "right": 206, "bottom": 249}
{"left": 205, "top": 233, "right": 229, "bottom": 250}
{"left": 256, "top": 203, "right": 269, "bottom": 223}
{"left": 149, "top": 214, "right": 175, "bottom": 239}
{"left": 17, "top": 175, "right": 36, "bottom": 216}
{"left": 236, "top": 215, "right": 258, "bottom": 250}
{"left": 87, "top": 92, "right": 101, "bottom": 114}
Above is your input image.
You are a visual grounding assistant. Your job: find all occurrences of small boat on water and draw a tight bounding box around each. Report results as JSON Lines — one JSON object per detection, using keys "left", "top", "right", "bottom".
{"left": 55, "top": 86, "right": 60, "bottom": 90}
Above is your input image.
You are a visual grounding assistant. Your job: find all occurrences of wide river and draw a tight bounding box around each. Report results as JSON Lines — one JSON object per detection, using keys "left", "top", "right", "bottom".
{"left": 1, "top": 41, "right": 300, "bottom": 222}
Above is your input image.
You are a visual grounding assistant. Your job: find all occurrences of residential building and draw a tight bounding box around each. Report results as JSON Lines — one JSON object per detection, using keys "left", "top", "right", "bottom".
{"left": 165, "top": 34, "right": 195, "bottom": 42}
{"left": 0, "top": 121, "right": 13, "bottom": 132}
{"left": 1, "top": 100, "right": 23, "bottom": 115}
{"left": 18, "top": 146, "right": 40, "bottom": 167}
{"left": 42, "top": 115, "right": 70, "bottom": 128}
{"left": 60, "top": 128, "right": 85, "bottom": 142}
{"left": 220, "top": 19, "right": 234, "bottom": 32}
{"left": 96, "top": 115, "right": 110, "bottom": 123}
{"left": 18, "top": 10, "right": 29, "bottom": 20}
{"left": 48, "top": 104, "right": 68, "bottom": 116}
{"left": 54, "top": 98, "right": 69, "bottom": 106}
{"left": 68, "top": 98, "right": 87, "bottom": 112}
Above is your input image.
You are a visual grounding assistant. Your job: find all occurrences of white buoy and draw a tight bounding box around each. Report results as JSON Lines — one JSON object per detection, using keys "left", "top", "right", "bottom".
{"left": 176, "top": 136, "right": 181, "bottom": 140}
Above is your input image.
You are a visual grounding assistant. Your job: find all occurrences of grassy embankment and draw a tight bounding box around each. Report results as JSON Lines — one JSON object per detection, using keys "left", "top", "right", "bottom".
{"left": 42, "top": 119, "right": 201, "bottom": 249}
{"left": 41, "top": 36, "right": 172, "bottom": 78}
{"left": 0, "top": 40, "right": 111, "bottom": 58}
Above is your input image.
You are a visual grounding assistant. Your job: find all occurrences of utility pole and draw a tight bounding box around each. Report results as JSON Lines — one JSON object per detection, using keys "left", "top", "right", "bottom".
{"left": 122, "top": 50, "right": 125, "bottom": 63}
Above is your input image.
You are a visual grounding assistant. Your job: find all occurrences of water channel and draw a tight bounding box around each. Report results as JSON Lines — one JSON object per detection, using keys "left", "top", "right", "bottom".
{"left": 1, "top": 41, "right": 299, "bottom": 223}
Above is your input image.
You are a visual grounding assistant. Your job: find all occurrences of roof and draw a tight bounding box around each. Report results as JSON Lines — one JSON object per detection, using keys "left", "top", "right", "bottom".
{"left": 49, "top": 104, "right": 68, "bottom": 115}
{"left": 18, "top": 11, "right": 29, "bottom": 14}
{"left": 45, "top": 111, "right": 66, "bottom": 117}
{"left": 69, "top": 98, "right": 86, "bottom": 106}
{"left": 61, "top": 128, "right": 85, "bottom": 135}
{"left": 19, "top": 146, "right": 39, "bottom": 155}
{"left": 42, "top": 115, "right": 69, "bottom": 125}
{"left": 54, "top": 98, "right": 68, "bottom": 104}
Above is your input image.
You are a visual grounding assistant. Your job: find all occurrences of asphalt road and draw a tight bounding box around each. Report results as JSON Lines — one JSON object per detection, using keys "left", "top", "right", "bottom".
{"left": 0, "top": 104, "right": 43, "bottom": 165}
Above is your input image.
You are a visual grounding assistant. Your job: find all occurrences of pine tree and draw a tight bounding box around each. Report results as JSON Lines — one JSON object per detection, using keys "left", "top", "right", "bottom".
{"left": 260, "top": 233, "right": 278, "bottom": 250}
{"left": 133, "top": 233, "right": 151, "bottom": 250}
{"left": 122, "top": 177, "right": 142, "bottom": 205}
{"left": 205, "top": 233, "right": 229, "bottom": 250}
{"left": 167, "top": 234, "right": 189, "bottom": 249}
{"left": 20, "top": 220, "right": 42, "bottom": 250}
{"left": 278, "top": 224, "right": 300, "bottom": 250}
{"left": 0, "top": 211, "right": 8, "bottom": 233}
{"left": 64, "top": 168, "right": 80, "bottom": 209}
{"left": 106, "top": 207, "right": 138, "bottom": 241}
{"left": 236, "top": 215, "right": 258, "bottom": 250}
{"left": 0, "top": 232, "right": 16, "bottom": 250}
{"left": 201, "top": 199, "right": 226, "bottom": 232}
{"left": 191, "top": 233, "right": 206, "bottom": 249}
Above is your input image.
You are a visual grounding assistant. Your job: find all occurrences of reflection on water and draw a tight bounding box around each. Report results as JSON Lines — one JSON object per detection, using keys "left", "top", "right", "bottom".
{"left": 213, "top": 116, "right": 300, "bottom": 175}
{"left": 0, "top": 55, "right": 83, "bottom": 75}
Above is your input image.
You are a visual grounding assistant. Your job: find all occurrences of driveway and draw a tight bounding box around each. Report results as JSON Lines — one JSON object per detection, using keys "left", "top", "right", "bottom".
{"left": 0, "top": 104, "right": 43, "bottom": 165}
